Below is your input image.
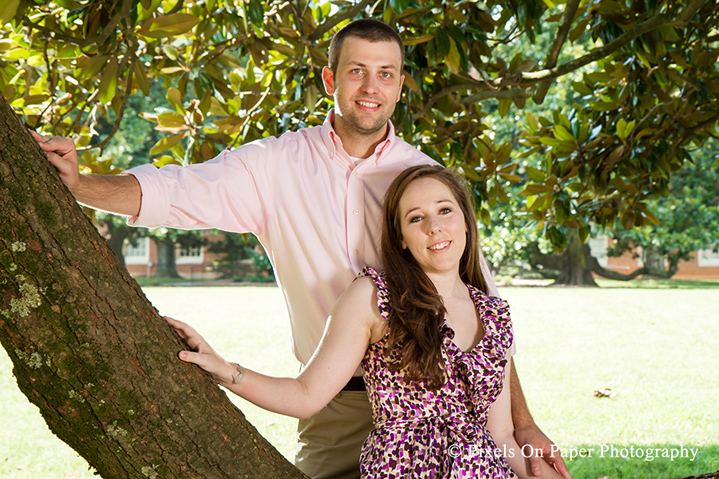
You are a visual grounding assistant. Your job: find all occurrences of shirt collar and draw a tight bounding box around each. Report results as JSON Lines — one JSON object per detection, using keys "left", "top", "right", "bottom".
{"left": 322, "top": 109, "right": 396, "bottom": 167}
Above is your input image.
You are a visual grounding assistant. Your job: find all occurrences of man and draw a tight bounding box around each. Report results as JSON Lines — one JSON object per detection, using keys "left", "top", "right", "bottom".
{"left": 33, "top": 18, "right": 569, "bottom": 479}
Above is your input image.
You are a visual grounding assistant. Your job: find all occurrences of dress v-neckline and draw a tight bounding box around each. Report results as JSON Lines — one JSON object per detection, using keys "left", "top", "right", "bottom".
{"left": 442, "top": 284, "right": 488, "bottom": 354}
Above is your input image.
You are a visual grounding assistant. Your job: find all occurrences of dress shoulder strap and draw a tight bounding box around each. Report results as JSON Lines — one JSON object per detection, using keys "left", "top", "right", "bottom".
{"left": 355, "top": 267, "right": 391, "bottom": 322}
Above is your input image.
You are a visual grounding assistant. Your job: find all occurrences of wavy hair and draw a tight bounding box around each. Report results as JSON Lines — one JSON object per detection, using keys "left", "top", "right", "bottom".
{"left": 380, "top": 165, "right": 488, "bottom": 389}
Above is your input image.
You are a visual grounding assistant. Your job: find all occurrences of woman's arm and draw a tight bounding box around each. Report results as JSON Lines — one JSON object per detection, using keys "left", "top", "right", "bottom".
{"left": 166, "top": 276, "right": 381, "bottom": 419}
{"left": 486, "top": 362, "right": 566, "bottom": 479}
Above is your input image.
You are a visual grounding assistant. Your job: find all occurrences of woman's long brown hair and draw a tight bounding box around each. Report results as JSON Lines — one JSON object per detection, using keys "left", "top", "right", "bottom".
{"left": 380, "top": 165, "right": 488, "bottom": 389}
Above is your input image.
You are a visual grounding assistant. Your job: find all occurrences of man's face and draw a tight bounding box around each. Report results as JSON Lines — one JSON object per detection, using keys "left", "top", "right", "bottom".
{"left": 322, "top": 37, "right": 405, "bottom": 142}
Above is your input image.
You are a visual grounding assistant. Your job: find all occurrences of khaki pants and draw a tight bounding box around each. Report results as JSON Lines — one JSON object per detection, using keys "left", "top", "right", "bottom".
{"left": 294, "top": 390, "right": 374, "bottom": 479}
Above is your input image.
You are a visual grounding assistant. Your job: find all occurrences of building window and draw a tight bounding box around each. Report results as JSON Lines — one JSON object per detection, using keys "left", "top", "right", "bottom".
{"left": 698, "top": 247, "right": 719, "bottom": 267}
{"left": 588, "top": 235, "right": 609, "bottom": 267}
{"left": 177, "top": 245, "right": 203, "bottom": 265}
{"left": 123, "top": 237, "right": 150, "bottom": 265}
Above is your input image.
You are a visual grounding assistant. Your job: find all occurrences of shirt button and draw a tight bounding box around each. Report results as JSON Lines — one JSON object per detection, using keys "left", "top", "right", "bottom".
{"left": 354, "top": 249, "right": 359, "bottom": 255}
{"left": 353, "top": 209, "right": 359, "bottom": 215}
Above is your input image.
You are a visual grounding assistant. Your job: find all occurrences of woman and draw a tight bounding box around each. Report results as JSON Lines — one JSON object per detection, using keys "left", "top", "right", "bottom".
{"left": 166, "top": 165, "right": 563, "bottom": 478}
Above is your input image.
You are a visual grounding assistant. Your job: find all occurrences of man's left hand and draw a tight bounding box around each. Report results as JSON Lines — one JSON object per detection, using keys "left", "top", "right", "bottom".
{"left": 514, "top": 424, "right": 572, "bottom": 479}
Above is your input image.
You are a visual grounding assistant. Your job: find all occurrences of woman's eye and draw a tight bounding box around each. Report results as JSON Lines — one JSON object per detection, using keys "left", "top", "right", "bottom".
{"left": 409, "top": 216, "right": 422, "bottom": 223}
{"left": 440, "top": 207, "right": 452, "bottom": 214}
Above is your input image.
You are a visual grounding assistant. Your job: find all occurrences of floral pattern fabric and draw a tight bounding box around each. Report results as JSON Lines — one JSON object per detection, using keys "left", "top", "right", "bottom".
{"left": 357, "top": 267, "right": 518, "bottom": 479}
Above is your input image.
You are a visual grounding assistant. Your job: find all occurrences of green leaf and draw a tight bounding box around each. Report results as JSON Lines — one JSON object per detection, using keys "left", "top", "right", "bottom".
{"left": 554, "top": 125, "right": 574, "bottom": 141}
{"left": 403, "top": 34, "right": 434, "bottom": 46}
{"left": 526, "top": 166, "right": 545, "bottom": 182}
{"left": 520, "top": 184, "right": 552, "bottom": 196}
{"left": 497, "top": 99, "right": 511, "bottom": 118}
{"left": 157, "top": 112, "right": 186, "bottom": 128}
{"left": 498, "top": 173, "right": 522, "bottom": 183}
{"left": 571, "top": 81, "right": 592, "bottom": 96}
{"left": 133, "top": 61, "right": 150, "bottom": 95}
{"left": 166, "top": 87, "right": 184, "bottom": 114}
{"left": 79, "top": 54, "right": 109, "bottom": 80}
{"left": 97, "top": 57, "right": 118, "bottom": 104}
{"left": 150, "top": 133, "right": 186, "bottom": 155}
{"left": 247, "top": 0, "right": 264, "bottom": 29}
{"left": 0, "top": 0, "right": 20, "bottom": 25}
{"left": 445, "top": 37, "right": 461, "bottom": 74}
{"left": 138, "top": 13, "right": 200, "bottom": 39}
{"left": 616, "top": 119, "right": 627, "bottom": 140}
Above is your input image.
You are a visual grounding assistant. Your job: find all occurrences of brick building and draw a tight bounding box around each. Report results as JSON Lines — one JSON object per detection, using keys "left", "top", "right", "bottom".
{"left": 588, "top": 235, "right": 719, "bottom": 280}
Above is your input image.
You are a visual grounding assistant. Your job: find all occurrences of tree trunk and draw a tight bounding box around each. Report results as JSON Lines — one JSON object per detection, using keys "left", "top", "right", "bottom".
{"left": 153, "top": 238, "right": 181, "bottom": 279}
{"left": 0, "top": 93, "right": 306, "bottom": 478}
{"left": 529, "top": 230, "right": 598, "bottom": 286}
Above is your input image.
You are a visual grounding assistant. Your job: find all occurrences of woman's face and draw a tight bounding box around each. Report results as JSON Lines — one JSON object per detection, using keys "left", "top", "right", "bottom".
{"left": 398, "top": 176, "right": 467, "bottom": 277}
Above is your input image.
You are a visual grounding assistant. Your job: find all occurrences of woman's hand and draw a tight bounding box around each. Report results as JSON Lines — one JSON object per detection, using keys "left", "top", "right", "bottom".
{"left": 165, "top": 316, "right": 236, "bottom": 385}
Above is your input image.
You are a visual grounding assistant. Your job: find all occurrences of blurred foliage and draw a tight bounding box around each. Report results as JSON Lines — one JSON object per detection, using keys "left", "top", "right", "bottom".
{"left": 207, "top": 232, "right": 274, "bottom": 280}
{"left": 2, "top": 0, "right": 718, "bottom": 253}
{"left": 607, "top": 138, "right": 719, "bottom": 276}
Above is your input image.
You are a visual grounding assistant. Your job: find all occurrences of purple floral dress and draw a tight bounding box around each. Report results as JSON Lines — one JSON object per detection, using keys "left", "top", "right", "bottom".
{"left": 357, "top": 268, "right": 517, "bottom": 479}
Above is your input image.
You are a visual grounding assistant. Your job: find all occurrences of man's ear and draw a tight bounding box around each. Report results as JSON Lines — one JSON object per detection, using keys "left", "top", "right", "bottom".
{"left": 322, "top": 66, "right": 335, "bottom": 95}
{"left": 396, "top": 74, "right": 405, "bottom": 102}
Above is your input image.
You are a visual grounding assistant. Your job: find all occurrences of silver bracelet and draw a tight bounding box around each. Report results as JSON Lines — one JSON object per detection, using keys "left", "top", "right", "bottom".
{"left": 231, "top": 363, "right": 246, "bottom": 385}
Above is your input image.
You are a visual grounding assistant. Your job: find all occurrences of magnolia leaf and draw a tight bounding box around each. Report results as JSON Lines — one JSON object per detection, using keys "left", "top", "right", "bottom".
{"left": 0, "top": 0, "right": 20, "bottom": 25}
{"left": 403, "top": 34, "right": 434, "bottom": 46}
{"left": 138, "top": 13, "right": 200, "bottom": 39}
{"left": 133, "top": 61, "right": 150, "bottom": 95}
{"left": 519, "top": 184, "right": 552, "bottom": 196}
{"left": 97, "top": 57, "right": 119, "bottom": 104}
{"left": 525, "top": 166, "right": 545, "bottom": 182}
{"left": 150, "top": 133, "right": 186, "bottom": 155}
{"left": 166, "top": 87, "right": 184, "bottom": 114}
{"left": 157, "top": 112, "right": 186, "bottom": 128}
{"left": 554, "top": 125, "right": 574, "bottom": 142}
{"left": 403, "top": 72, "right": 419, "bottom": 92}
{"left": 80, "top": 54, "right": 110, "bottom": 80}
{"left": 497, "top": 98, "right": 511, "bottom": 118}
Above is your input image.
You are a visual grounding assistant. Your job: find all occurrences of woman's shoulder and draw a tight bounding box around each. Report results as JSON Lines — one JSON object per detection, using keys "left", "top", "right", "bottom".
{"left": 467, "top": 284, "right": 510, "bottom": 317}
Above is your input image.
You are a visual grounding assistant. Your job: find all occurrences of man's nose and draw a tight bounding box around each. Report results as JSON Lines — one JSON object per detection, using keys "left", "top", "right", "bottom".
{"left": 361, "top": 74, "right": 379, "bottom": 94}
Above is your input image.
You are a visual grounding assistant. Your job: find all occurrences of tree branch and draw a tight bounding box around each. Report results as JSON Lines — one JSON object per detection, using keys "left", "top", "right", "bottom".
{"left": 533, "top": 0, "right": 581, "bottom": 104}
{"left": 309, "top": 0, "right": 375, "bottom": 41}
{"left": 513, "top": 0, "right": 706, "bottom": 86}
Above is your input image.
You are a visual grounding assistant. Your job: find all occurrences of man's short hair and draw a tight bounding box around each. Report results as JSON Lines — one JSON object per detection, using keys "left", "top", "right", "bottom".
{"left": 328, "top": 19, "right": 404, "bottom": 74}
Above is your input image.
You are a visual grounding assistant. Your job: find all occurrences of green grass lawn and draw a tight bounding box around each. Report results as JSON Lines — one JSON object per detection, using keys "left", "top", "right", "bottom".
{"left": 1, "top": 284, "right": 717, "bottom": 478}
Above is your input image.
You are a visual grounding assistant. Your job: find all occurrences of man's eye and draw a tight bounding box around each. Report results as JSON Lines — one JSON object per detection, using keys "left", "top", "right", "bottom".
{"left": 380, "top": 71, "right": 391, "bottom": 78}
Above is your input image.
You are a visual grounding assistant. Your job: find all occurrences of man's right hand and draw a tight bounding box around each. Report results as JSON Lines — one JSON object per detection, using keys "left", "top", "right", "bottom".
{"left": 30, "top": 130, "right": 81, "bottom": 192}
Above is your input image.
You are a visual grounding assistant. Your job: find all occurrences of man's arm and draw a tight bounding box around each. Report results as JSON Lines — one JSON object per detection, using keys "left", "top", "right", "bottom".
{"left": 510, "top": 359, "right": 572, "bottom": 479}
{"left": 31, "top": 131, "right": 142, "bottom": 216}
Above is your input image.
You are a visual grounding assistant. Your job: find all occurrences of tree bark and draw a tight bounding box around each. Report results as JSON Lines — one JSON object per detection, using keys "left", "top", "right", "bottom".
{"left": 0, "top": 93, "right": 306, "bottom": 478}
{"left": 529, "top": 230, "right": 598, "bottom": 286}
{"left": 153, "top": 238, "right": 181, "bottom": 279}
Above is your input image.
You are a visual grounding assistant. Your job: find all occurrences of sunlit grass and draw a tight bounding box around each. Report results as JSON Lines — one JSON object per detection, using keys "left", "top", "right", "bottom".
{"left": 1, "top": 284, "right": 717, "bottom": 478}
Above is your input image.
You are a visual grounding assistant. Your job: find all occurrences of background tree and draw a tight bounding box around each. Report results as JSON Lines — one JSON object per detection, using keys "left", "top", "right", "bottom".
{"left": 603, "top": 139, "right": 719, "bottom": 279}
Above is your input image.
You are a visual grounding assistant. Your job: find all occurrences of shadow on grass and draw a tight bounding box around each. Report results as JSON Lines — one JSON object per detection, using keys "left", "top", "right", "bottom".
{"left": 562, "top": 444, "right": 719, "bottom": 479}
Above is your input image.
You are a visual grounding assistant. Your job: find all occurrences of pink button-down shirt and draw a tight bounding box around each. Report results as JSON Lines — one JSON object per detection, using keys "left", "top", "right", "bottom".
{"left": 127, "top": 110, "right": 499, "bottom": 364}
